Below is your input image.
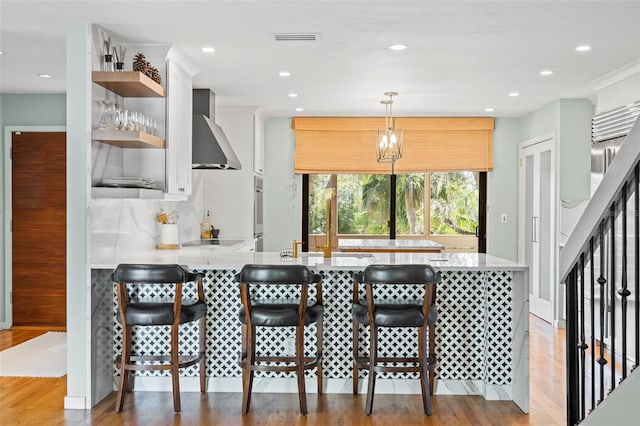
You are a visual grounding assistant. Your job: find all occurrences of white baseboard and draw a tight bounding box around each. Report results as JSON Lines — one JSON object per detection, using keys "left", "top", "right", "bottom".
{"left": 64, "top": 395, "right": 87, "bottom": 410}
{"left": 126, "top": 376, "right": 512, "bottom": 399}
{"left": 0, "top": 322, "right": 11, "bottom": 330}
{"left": 554, "top": 319, "right": 566, "bottom": 329}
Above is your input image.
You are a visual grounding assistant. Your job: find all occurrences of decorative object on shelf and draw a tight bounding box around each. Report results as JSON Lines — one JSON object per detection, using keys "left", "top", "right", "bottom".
{"left": 133, "top": 52, "right": 161, "bottom": 84}
{"left": 156, "top": 209, "right": 179, "bottom": 249}
{"left": 113, "top": 46, "right": 126, "bottom": 71}
{"left": 102, "top": 38, "right": 114, "bottom": 72}
{"left": 376, "top": 91, "right": 403, "bottom": 174}
{"left": 97, "top": 99, "right": 116, "bottom": 130}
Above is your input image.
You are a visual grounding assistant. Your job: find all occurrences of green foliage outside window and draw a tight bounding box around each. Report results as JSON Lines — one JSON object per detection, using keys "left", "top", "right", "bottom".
{"left": 308, "top": 172, "right": 478, "bottom": 236}
{"left": 430, "top": 172, "right": 478, "bottom": 235}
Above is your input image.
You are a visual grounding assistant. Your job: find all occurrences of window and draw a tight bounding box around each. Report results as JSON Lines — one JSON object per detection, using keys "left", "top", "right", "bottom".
{"left": 306, "top": 172, "right": 483, "bottom": 251}
{"left": 427, "top": 172, "right": 479, "bottom": 235}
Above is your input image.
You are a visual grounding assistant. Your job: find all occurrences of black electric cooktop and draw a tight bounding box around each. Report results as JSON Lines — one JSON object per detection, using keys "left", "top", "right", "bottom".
{"left": 182, "top": 239, "right": 245, "bottom": 247}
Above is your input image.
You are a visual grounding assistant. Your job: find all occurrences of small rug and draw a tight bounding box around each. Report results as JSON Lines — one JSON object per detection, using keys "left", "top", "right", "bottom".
{"left": 0, "top": 332, "right": 66, "bottom": 377}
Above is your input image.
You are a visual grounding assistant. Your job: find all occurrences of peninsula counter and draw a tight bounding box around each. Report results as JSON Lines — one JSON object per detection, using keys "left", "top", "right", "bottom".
{"left": 89, "top": 249, "right": 528, "bottom": 412}
{"left": 338, "top": 238, "right": 444, "bottom": 253}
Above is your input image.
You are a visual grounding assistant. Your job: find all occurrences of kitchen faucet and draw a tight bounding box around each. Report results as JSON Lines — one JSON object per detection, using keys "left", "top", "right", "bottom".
{"left": 316, "top": 196, "right": 333, "bottom": 258}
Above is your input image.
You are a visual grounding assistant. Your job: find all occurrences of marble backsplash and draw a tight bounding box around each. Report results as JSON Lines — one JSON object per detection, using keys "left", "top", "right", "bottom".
{"left": 91, "top": 198, "right": 200, "bottom": 251}
{"left": 91, "top": 162, "right": 214, "bottom": 251}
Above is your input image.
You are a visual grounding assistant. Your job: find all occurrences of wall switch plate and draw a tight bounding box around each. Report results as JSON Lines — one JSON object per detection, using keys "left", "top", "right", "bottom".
{"left": 501, "top": 213, "right": 508, "bottom": 224}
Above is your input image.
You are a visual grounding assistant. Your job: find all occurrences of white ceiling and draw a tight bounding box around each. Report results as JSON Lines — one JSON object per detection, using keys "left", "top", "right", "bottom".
{"left": 1, "top": 0, "right": 639, "bottom": 118}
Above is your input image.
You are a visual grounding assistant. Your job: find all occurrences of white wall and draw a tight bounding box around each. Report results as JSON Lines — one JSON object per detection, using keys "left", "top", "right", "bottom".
{"left": 200, "top": 105, "right": 256, "bottom": 240}
{"left": 65, "top": 22, "right": 92, "bottom": 409}
{"left": 487, "top": 118, "right": 520, "bottom": 261}
{"left": 263, "top": 117, "right": 301, "bottom": 252}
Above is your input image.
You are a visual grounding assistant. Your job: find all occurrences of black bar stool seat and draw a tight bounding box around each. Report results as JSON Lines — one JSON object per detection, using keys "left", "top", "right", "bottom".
{"left": 239, "top": 302, "right": 323, "bottom": 327}
{"left": 352, "top": 301, "right": 437, "bottom": 327}
{"left": 111, "top": 263, "right": 207, "bottom": 413}
{"left": 123, "top": 301, "right": 206, "bottom": 326}
{"left": 352, "top": 264, "right": 440, "bottom": 416}
{"left": 236, "top": 264, "right": 324, "bottom": 415}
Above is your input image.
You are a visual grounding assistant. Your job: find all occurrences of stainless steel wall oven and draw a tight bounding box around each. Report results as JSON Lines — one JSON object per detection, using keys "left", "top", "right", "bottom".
{"left": 253, "top": 176, "right": 264, "bottom": 249}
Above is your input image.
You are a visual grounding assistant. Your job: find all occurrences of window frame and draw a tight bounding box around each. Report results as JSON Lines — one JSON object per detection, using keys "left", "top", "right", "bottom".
{"left": 302, "top": 172, "right": 487, "bottom": 253}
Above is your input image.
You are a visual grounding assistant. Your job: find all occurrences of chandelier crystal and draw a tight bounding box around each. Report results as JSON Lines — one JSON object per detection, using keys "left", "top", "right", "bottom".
{"left": 376, "top": 92, "right": 403, "bottom": 173}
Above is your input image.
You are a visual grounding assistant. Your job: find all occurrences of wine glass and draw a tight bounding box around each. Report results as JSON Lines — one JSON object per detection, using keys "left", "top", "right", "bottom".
{"left": 128, "top": 111, "right": 138, "bottom": 131}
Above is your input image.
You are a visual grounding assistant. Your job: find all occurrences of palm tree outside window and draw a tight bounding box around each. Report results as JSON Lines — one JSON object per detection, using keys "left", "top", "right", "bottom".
{"left": 305, "top": 172, "right": 484, "bottom": 252}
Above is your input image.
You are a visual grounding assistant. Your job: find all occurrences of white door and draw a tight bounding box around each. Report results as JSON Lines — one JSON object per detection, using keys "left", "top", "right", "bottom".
{"left": 519, "top": 136, "right": 555, "bottom": 323}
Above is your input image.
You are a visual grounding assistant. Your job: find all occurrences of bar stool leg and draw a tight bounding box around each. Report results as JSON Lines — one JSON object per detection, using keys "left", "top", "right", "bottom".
{"left": 352, "top": 279, "right": 360, "bottom": 395}
{"left": 170, "top": 323, "right": 181, "bottom": 412}
{"left": 429, "top": 321, "right": 436, "bottom": 395}
{"left": 317, "top": 319, "right": 324, "bottom": 395}
{"left": 242, "top": 324, "right": 256, "bottom": 414}
{"left": 418, "top": 326, "right": 432, "bottom": 415}
{"left": 199, "top": 316, "right": 206, "bottom": 393}
{"left": 296, "top": 324, "right": 308, "bottom": 415}
{"left": 365, "top": 325, "right": 378, "bottom": 416}
{"left": 115, "top": 324, "right": 132, "bottom": 412}
{"left": 353, "top": 319, "right": 359, "bottom": 394}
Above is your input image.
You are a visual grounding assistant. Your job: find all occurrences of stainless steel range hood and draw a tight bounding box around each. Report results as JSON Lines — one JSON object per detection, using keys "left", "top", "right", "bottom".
{"left": 192, "top": 89, "right": 241, "bottom": 170}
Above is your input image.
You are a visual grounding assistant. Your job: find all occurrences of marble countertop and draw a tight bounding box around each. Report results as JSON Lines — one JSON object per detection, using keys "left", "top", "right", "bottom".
{"left": 338, "top": 238, "right": 444, "bottom": 250}
{"left": 91, "top": 245, "right": 527, "bottom": 271}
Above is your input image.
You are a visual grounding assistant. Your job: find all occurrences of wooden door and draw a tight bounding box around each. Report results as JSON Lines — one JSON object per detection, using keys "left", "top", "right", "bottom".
{"left": 11, "top": 131, "right": 67, "bottom": 327}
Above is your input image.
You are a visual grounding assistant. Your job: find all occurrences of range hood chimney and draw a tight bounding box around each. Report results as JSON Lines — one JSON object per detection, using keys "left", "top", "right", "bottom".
{"left": 192, "top": 89, "right": 242, "bottom": 170}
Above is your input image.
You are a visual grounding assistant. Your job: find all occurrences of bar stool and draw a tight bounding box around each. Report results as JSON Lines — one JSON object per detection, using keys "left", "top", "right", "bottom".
{"left": 352, "top": 264, "right": 440, "bottom": 415}
{"left": 111, "top": 264, "right": 207, "bottom": 413}
{"left": 236, "top": 264, "right": 323, "bottom": 415}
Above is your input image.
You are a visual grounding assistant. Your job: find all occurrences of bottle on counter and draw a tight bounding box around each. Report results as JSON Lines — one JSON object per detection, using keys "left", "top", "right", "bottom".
{"left": 201, "top": 210, "right": 212, "bottom": 239}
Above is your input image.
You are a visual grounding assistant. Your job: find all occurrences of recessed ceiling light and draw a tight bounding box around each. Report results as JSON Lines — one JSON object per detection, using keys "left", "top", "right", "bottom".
{"left": 288, "top": 93, "right": 298, "bottom": 98}
{"left": 279, "top": 71, "right": 291, "bottom": 77}
{"left": 576, "top": 45, "right": 591, "bottom": 52}
{"left": 38, "top": 74, "right": 52, "bottom": 79}
{"left": 485, "top": 108, "right": 494, "bottom": 112}
{"left": 389, "top": 44, "right": 407, "bottom": 51}
{"left": 295, "top": 107, "right": 304, "bottom": 112}
{"left": 0, "top": 51, "right": 4, "bottom": 55}
{"left": 540, "top": 70, "right": 553, "bottom": 76}
{"left": 201, "top": 46, "right": 215, "bottom": 53}
{"left": 509, "top": 92, "right": 520, "bottom": 97}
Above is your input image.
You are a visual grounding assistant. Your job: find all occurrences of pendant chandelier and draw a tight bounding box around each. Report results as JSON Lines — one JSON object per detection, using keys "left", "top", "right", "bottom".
{"left": 376, "top": 91, "right": 403, "bottom": 173}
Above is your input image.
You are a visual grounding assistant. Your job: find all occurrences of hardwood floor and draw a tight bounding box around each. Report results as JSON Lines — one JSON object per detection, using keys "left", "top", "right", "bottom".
{"left": 0, "top": 315, "right": 565, "bottom": 425}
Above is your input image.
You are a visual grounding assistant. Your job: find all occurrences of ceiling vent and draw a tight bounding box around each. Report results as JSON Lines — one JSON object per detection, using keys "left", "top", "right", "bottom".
{"left": 273, "top": 33, "right": 319, "bottom": 41}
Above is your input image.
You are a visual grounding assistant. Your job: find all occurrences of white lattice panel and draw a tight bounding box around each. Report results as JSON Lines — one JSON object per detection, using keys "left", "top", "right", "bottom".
{"left": 103, "top": 268, "right": 512, "bottom": 385}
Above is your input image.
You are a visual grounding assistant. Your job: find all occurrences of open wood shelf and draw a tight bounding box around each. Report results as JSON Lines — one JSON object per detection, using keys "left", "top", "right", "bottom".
{"left": 92, "top": 129, "right": 165, "bottom": 148}
{"left": 92, "top": 71, "right": 165, "bottom": 97}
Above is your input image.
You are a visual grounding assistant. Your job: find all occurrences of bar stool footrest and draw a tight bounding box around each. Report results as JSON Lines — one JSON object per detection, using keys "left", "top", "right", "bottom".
{"left": 116, "top": 353, "right": 204, "bottom": 371}
{"left": 238, "top": 352, "right": 322, "bottom": 372}
{"left": 354, "top": 355, "right": 437, "bottom": 372}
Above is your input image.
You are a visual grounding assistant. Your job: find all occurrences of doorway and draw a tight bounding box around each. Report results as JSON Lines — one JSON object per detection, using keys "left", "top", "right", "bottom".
{"left": 518, "top": 135, "right": 556, "bottom": 323}
{"left": 6, "top": 130, "right": 67, "bottom": 328}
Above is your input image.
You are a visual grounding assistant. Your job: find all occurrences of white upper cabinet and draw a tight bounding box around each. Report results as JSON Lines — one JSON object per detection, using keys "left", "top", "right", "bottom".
{"left": 165, "top": 59, "right": 194, "bottom": 198}
{"left": 163, "top": 48, "right": 198, "bottom": 199}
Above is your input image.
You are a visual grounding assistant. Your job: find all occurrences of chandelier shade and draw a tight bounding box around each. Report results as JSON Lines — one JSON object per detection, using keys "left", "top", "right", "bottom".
{"left": 375, "top": 92, "right": 403, "bottom": 173}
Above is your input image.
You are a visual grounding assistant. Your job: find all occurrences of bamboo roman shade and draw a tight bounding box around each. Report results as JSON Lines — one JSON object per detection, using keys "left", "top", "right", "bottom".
{"left": 292, "top": 117, "right": 494, "bottom": 174}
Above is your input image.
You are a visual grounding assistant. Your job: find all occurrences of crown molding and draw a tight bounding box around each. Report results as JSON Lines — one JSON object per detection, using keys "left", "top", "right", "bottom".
{"left": 589, "top": 59, "right": 640, "bottom": 92}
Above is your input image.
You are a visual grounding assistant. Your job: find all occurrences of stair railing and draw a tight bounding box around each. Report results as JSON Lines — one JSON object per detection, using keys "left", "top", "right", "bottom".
{"left": 561, "top": 119, "right": 640, "bottom": 425}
